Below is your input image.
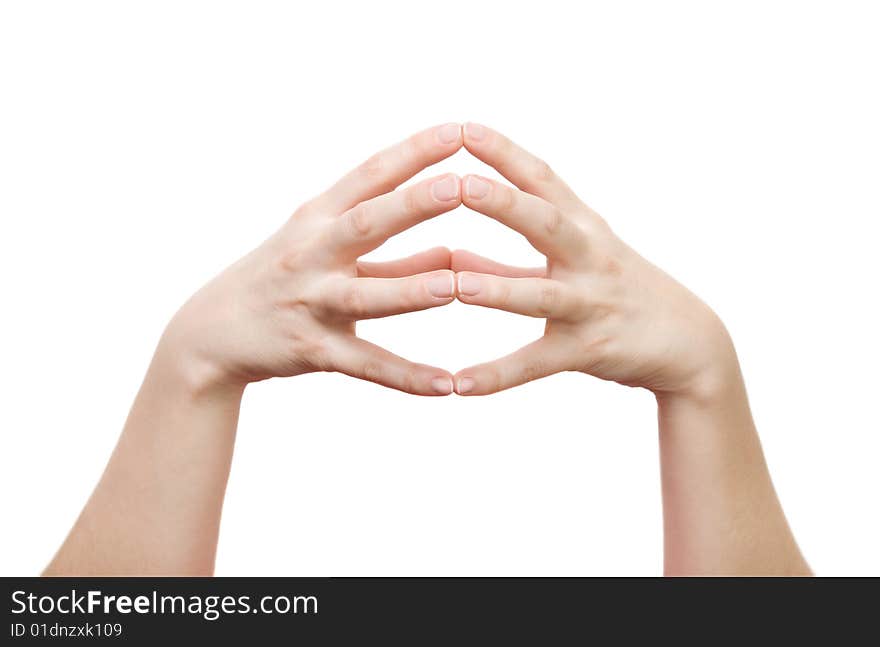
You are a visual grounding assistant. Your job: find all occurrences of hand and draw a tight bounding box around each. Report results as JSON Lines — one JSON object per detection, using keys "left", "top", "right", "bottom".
{"left": 451, "top": 123, "right": 736, "bottom": 400}
{"left": 159, "top": 123, "right": 464, "bottom": 397}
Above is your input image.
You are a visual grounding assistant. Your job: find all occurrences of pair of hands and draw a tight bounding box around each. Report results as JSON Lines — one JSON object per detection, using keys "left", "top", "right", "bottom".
{"left": 163, "top": 123, "right": 733, "bottom": 401}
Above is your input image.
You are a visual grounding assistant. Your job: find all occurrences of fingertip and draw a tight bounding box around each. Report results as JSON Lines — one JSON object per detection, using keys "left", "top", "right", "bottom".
{"left": 430, "top": 375, "right": 454, "bottom": 396}
{"left": 425, "top": 270, "right": 456, "bottom": 299}
{"left": 455, "top": 271, "right": 483, "bottom": 300}
{"left": 437, "top": 122, "right": 463, "bottom": 147}
{"left": 418, "top": 246, "right": 452, "bottom": 271}
{"left": 450, "top": 248, "right": 478, "bottom": 272}
{"left": 447, "top": 173, "right": 463, "bottom": 203}
{"left": 463, "top": 122, "right": 488, "bottom": 146}
{"left": 430, "top": 174, "right": 461, "bottom": 202}
{"left": 422, "top": 246, "right": 453, "bottom": 271}
{"left": 430, "top": 246, "right": 453, "bottom": 266}
{"left": 454, "top": 374, "right": 477, "bottom": 396}
{"left": 463, "top": 174, "right": 491, "bottom": 202}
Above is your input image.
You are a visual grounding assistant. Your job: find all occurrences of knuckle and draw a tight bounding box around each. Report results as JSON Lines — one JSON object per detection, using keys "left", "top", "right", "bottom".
{"left": 583, "top": 206, "right": 611, "bottom": 231}
{"left": 406, "top": 281, "right": 426, "bottom": 308}
{"left": 578, "top": 215, "right": 607, "bottom": 241}
{"left": 497, "top": 135, "right": 514, "bottom": 161}
{"left": 570, "top": 292, "right": 593, "bottom": 319}
{"left": 590, "top": 301, "right": 618, "bottom": 322}
{"left": 341, "top": 284, "right": 367, "bottom": 317}
{"left": 600, "top": 255, "right": 623, "bottom": 277}
{"left": 485, "top": 365, "right": 503, "bottom": 393}
{"left": 495, "top": 281, "right": 512, "bottom": 308}
{"left": 299, "top": 337, "right": 329, "bottom": 371}
{"left": 346, "top": 204, "right": 372, "bottom": 238}
{"left": 361, "top": 359, "right": 384, "bottom": 383}
{"left": 537, "top": 284, "right": 559, "bottom": 316}
{"left": 405, "top": 134, "right": 428, "bottom": 161}
{"left": 392, "top": 282, "right": 419, "bottom": 312}
{"left": 277, "top": 249, "right": 302, "bottom": 274}
{"left": 295, "top": 284, "right": 321, "bottom": 310}
{"left": 282, "top": 327, "right": 323, "bottom": 371}
{"left": 498, "top": 186, "right": 517, "bottom": 213}
{"left": 403, "top": 185, "right": 420, "bottom": 217}
{"left": 520, "top": 358, "right": 547, "bottom": 384}
{"left": 358, "top": 153, "right": 386, "bottom": 180}
{"left": 401, "top": 369, "right": 416, "bottom": 394}
{"left": 544, "top": 207, "right": 563, "bottom": 235}
{"left": 293, "top": 199, "right": 318, "bottom": 219}
{"left": 533, "top": 157, "right": 556, "bottom": 183}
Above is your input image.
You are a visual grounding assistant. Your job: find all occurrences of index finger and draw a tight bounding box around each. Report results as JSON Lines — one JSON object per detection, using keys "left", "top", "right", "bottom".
{"left": 321, "top": 123, "right": 463, "bottom": 212}
{"left": 462, "top": 122, "right": 578, "bottom": 206}
{"left": 453, "top": 337, "right": 570, "bottom": 395}
{"left": 332, "top": 336, "right": 454, "bottom": 396}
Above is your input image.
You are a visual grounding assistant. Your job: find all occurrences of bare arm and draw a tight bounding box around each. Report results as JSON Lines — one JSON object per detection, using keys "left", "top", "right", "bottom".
{"left": 450, "top": 123, "right": 810, "bottom": 575}
{"left": 656, "top": 362, "right": 809, "bottom": 575}
{"left": 45, "top": 124, "right": 465, "bottom": 575}
{"left": 44, "top": 351, "right": 244, "bottom": 575}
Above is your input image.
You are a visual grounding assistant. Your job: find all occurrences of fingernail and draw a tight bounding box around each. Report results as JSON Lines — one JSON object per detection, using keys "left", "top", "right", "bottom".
{"left": 457, "top": 273, "right": 481, "bottom": 296}
{"left": 464, "top": 122, "right": 487, "bottom": 141}
{"left": 432, "top": 376, "right": 453, "bottom": 395}
{"left": 465, "top": 175, "right": 490, "bottom": 200}
{"left": 427, "top": 273, "right": 455, "bottom": 298}
{"left": 431, "top": 175, "right": 459, "bottom": 201}
{"left": 437, "top": 123, "right": 461, "bottom": 144}
{"left": 457, "top": 377, "right": 475, "bottom": 394}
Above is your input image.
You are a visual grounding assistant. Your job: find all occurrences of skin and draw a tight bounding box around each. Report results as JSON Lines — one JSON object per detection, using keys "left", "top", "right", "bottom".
{"left": 45, "top": 122, "right": 809, "bottom": 576}
{"left": 45, "top": 124, "right": 465, "bottom": 575}
{"left": 451, "top": 122, "right": 811, "bottom": 575}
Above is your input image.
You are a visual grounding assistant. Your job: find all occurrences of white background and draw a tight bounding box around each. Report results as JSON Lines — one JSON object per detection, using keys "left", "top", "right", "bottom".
{"left": 1, "top": 1, "right": 878, "bottom": 576}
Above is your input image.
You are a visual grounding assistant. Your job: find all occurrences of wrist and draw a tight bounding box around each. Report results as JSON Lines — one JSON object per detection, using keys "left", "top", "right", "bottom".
{"left": 150, "top": 334, "right": 247, "bottom": 404}
{"left": 655, "top": 368, "right": 745, "bottom": 416}
{"left": 656, "top": 317, "right": 744, "bottom": 409}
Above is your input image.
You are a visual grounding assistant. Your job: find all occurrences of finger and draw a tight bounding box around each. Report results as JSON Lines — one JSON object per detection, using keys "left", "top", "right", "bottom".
{"left": 451, "top": 249, "right": 545, "bottom": 278}
{"left": 462, "top": 122, "right": 578, "bottom": 205}
{"left": 455, "top": 273, "right": 579, "bottom": 319}
{"left": 321, "top": 123, "right": 463, "bottom": 212}
{"left": 454, "top": 338, "right": 569, "bottom": 396}
{"left": 328, "top": 173, "right": 461, "bottom": 257}
{"left": 332, "top": 336, "right": 454, "bottom": 396}
{"left": 325, "top": 270, "right": 455, "bottom": 320}
{"left": 461, "top": 174, "right": 581, "bottom": 259}
{"left": 357, "top": 247, "right": 451, "bottom": 278}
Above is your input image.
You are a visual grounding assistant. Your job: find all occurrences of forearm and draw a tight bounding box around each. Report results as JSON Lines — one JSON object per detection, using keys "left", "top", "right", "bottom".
{"left": 43, "top": 125, "right": 464, "bottom": 576}
{"left": 444, "top": 124, "right": 813, "bottom": 574}
{"left": 44, "top": 344, "right": 244, "bottom": 576}
{"left": 656, "top": 359, "right": 810, "bottom": 576}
